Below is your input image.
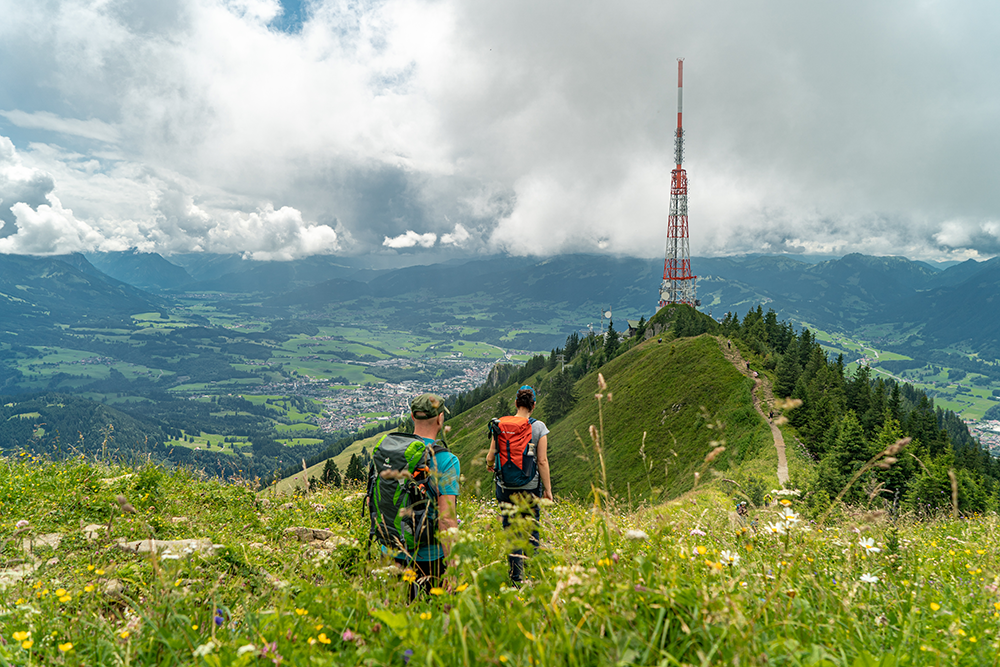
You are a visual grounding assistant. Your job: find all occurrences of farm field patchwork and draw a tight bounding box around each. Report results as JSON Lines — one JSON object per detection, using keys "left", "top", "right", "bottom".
{"left": 809, "top": 326, "right": 1000, "bottom": 421}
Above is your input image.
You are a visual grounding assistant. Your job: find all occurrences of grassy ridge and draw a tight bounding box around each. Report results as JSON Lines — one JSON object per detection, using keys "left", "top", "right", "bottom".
{"left": 447, "top": 334, "right": 772, "bottom": 504}
{"left": 548, "top": 334, "right": 769, "bottom": 501}
{"left": 270, "top": 432, "right": 384, "bottom": 496}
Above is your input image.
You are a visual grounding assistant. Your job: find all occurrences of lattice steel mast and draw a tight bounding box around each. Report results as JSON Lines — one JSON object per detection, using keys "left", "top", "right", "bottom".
{"left": 659, "top": 59, "right": 697, "bottom": 309}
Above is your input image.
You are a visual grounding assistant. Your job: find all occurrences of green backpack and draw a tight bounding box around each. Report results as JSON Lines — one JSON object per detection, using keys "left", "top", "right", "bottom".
{"left": 366, "top": 432, "right": 447, "bottom": 553}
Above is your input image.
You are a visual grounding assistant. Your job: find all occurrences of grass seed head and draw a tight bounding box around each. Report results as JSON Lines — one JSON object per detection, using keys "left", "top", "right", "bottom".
{"left": 705, "top": 446, "right": 726, "bottom": 463}
{"left": 884, "top": 437, "right": 910, "bottom": 456}
{"left": 116, "top": 495, "right": 136, "bottom": 514}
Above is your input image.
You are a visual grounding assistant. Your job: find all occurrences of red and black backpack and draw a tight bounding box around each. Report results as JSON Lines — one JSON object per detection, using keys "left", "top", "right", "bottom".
{"left": 489, "top": 416, "right": 538, "bottom": 488}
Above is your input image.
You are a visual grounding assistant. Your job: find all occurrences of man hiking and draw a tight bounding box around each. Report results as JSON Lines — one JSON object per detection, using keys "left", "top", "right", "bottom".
{"left": 367, "top": 393, "right": 459, "bottom": 600}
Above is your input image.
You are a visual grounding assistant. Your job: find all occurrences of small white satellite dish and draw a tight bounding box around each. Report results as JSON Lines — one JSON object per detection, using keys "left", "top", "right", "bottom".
{"left": 604, "top": 311, "right": 612, "bottom": 319}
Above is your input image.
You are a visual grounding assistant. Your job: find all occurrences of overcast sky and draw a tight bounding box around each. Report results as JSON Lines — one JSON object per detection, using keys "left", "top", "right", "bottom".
{"left": 0, "top": 0, "right": 998, "bottom": 261}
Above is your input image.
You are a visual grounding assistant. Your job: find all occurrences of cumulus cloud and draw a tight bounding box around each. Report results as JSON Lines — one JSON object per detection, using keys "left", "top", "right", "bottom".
{"left": 383, "top": 230, "right": 437, "bottom": 249}
{"left": 0, "top": 133, "right": 340, "bottom": 258}
{"left": 210, "top": 205, "right": 340, "bottom": 260}
{"left": 0, "top": 136, "right": 57, "bottom": 236}
{"left": 0, "top": 196, "right": 104, "bottom": 255}
{"left": 0, "top": 0, "right": 999, "bottom": 261}
{"left": 440, "top": 223, "right": 470, "bottom": 246}
{"left": 933, "top": 219, "right": 1000, "bottom": 255}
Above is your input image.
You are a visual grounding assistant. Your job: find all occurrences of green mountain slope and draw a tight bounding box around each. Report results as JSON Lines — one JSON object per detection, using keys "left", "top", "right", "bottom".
{"left": 85, "top": 250, "right": 193, "bottom": 292}
{"left": 0, "top": 254, "right": 162, "bottom": 337}
{"left": 445, "top": 332, "right": 772, "bottom": 503}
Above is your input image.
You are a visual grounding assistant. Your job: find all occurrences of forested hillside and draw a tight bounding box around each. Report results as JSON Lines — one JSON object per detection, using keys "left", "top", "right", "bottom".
{"left": 432, "top": 303, "right": 998, "bottom": 515}
{"left": 720, "top": 306, "right": 999, "bottom": 513}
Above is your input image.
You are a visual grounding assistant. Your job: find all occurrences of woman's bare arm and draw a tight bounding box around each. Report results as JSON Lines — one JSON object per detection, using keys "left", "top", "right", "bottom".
{"left": 536, "top": 434, "right": 552, "bottom": 500}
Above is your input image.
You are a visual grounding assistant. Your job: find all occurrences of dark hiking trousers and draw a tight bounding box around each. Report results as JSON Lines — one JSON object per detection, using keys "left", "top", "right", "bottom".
{"left": 495, "top": 483, "right": 542, "bottom": 584}
{"left": 394, "top": 557, "right": 446, "bottom": 602}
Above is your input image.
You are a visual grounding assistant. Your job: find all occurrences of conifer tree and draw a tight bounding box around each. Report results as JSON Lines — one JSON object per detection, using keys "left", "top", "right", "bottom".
{"left": 344, "top": 454, "right": 365, "bottom": 484}
{"left": 604, "top": 318, "right": 619, "bottom": 358}
{"left": 817, "top": 411, "right": 868, "bottom": 502}
{"left": 635, "top": 316, "right": 647, "bottom": 340}
{"left": 774, "top": 349, "right": 801, "bottom": 398}
{"left": 493, "top": 396, "right": 513, "bottom": 419}
{"left": 870, "top": 414, "right": 914, "bottom": 499}
{"left": 322, "top": 458, "right": 342, "bottom": 487}
{"left": 544, "top": 370, "right": 576, "bottom": 423}
{"left": 564, "top": 332, "right": 581, "bottom": 359}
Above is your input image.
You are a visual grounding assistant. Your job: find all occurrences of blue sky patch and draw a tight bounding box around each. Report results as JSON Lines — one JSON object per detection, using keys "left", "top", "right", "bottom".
{"left": 271, "top": 0, "right": 307, "bottom": 33}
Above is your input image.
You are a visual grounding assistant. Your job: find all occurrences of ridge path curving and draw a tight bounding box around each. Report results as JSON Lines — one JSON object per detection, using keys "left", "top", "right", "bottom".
{"left": 716, "top": 337, "right": 789, "bottom": 486}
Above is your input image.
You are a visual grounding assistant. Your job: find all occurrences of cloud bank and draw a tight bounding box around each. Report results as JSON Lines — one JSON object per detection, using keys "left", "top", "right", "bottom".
{"left": 0, "top": 0, "right": 998, "bottom": 261}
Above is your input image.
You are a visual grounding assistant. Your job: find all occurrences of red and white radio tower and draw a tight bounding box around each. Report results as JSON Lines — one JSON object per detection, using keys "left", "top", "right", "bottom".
{"left": 658, "top": 59, "right": 698, "bottom": 309}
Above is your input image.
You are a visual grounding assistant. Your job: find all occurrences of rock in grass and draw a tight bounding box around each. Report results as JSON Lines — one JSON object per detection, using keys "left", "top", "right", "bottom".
{"left": 284, "top": 527, "right": 336, "bottom": 544}
{"left": 0, "top": 563, "right": 39, "bottom": 589}
{"left": 103, "top": 579, "right": 125, "bottom": 598}
{"left": 25, "top": 533, "right": 62, "bottom": 553}
{"left": 83, "top": 524, "right": 105, "bottom": 542}
{"left": 115, "top": 538, "right": 217, "bottom": 556}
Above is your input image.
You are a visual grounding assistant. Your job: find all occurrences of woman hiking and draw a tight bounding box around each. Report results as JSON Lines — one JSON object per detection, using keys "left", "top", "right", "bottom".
{"left": 485, "top": 385, "right": 552, "bottom": 586}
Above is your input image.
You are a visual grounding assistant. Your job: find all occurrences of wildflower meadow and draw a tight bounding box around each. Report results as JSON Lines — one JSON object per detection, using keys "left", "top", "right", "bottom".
{"left": 2, "top": 449, "right": 1000, "bottom": 666}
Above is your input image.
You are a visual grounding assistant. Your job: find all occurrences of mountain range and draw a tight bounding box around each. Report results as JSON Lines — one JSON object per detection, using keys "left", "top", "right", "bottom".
{"left": 20, "top": 249, "right": 998, "bottom": 359}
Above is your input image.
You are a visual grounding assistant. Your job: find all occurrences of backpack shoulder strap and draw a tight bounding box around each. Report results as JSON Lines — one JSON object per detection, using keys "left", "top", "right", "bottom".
{"left": 419, "top": 440, "right": 450, "bottom": 499}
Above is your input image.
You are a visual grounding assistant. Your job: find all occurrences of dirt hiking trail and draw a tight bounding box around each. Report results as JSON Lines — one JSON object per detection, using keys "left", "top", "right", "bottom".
{"left": 717, "top": 337, "right": 790, "bottom": 486}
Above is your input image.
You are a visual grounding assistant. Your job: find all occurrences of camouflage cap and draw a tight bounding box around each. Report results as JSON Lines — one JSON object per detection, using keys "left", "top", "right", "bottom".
{"left": 411, "top": 393, "right": 449, "bottom": 420}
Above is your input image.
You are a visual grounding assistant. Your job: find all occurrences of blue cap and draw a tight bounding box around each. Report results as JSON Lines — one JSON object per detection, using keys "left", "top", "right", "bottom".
{"left": 519, "top": 385, "right": 536, "bottom": 401}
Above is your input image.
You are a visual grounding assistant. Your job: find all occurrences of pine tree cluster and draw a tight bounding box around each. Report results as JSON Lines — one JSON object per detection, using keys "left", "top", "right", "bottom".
{"left": 720, "top": 306, "right": 1000, "bottom": 514}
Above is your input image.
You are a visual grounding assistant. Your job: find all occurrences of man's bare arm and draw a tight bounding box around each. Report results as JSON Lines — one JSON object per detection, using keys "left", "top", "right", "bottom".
{"left": 438, "top": 494, "right": 458, "bottom": 557}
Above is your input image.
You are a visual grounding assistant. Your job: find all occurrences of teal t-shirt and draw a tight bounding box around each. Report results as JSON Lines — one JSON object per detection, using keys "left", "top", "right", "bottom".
{"left": 394, "top": 437, "right": 460, "bottom": 562}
